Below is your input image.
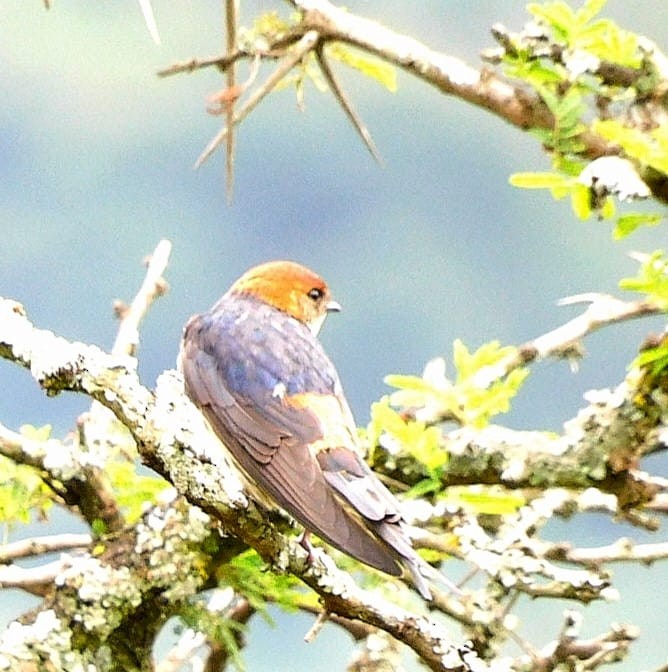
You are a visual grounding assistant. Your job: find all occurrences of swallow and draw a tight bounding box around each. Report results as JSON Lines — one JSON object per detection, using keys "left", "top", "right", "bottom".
{"left": 180, "top": 260, "right": 435, "bottom": 599}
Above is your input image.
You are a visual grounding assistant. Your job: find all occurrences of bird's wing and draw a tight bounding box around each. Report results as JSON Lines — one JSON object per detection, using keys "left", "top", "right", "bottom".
{"left": 180, "top": 310, "right": 402, "bottom": 576}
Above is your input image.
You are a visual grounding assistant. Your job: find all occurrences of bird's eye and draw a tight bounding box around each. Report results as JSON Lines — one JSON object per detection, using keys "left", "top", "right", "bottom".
{"left": 307, "top": 287, "right": 324, "bottom": 302}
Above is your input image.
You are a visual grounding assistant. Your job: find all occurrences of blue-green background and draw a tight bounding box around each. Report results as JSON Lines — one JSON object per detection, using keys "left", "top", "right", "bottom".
{"left": 1, "top": 2, "right": 667, "bottom": 669}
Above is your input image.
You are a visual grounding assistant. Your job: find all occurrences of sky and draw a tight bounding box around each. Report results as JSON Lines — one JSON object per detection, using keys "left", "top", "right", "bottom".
{"left": 1, "top": 1, "right": 668, "bottom": 669}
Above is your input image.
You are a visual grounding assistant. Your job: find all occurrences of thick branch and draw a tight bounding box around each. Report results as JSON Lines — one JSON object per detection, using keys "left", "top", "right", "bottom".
{"left": 0, "top": 419, "right": 125, "bottom": 532}
{"left": 0, "top": 497, "right": 221, "bottom": 670}
{"left": 291, "top": 0, "right": 612, "bottom": 158}
{"left": 3, "top": 291, "right": 665, "bottom": 669}
{"left": 0, "top": 297, "right": 483, "bottom": 671}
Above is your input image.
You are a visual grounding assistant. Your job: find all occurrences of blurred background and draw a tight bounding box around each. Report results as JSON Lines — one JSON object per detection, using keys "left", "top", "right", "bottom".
{"left": 1, "top": 1, "right": 667, "bottom": 669}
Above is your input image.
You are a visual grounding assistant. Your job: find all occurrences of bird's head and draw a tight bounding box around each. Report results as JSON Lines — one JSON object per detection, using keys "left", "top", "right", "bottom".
{"left": 229, "top": 260, "right": 341, "bottom": 335}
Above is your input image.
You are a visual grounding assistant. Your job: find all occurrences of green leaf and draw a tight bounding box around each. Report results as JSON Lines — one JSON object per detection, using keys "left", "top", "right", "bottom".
{"left": 600, "top": 196, "right": 616, "bottom": 219}
{"left": 633, "top": 342, "right": 668, "bottom": 375}
{"left": 180, "top": 601, "right": 248, "bottom": 672}
{"left": 570, "top": 182, "right": 592, "bottom": 219}
{"left": 440, "top": 486, "right": 526, "bottom": 515}
{"left": 619, "top": 250, "right": 668, "bottom": 309}
{"left": 528, "top": 2, "right": 578, "bottom": 41}
{"left": 386, "top": 341, "right": 529, "bottom": 429}
{"left": 613, "top": 212, "right": 663, "bottom": 239}
{"left": 19, "top": 424, "right": 52, "bottom": 442}
{"left": 241, "top": 11, "right": 293, "bottom": 47}
{"left": 0, "top": 456, "right": 53, "bottom": 527}
{"left": 106, "top": 462, "right": 170, "bottom": 524}
{"left": 91, "top": 519, "right": 107, "bottom": 537}
{"left": 576, "top": 0, "right": 608, "bottom": 25}
{"left": 403, "top": 477, "right": 442, "bottom": 500}
{"left": 368, "top": 397, "right": 448, "bottom": 474}
{"left": 452, "top": 339, "right": 516, "bottom": 381}
{"left": 509, "top": 171, "right": 570, "bottom": 190}
{"left": 328, "top": 44, "right": 397, "bottom": 92}
{"left": 553, "top": 156, "right": 586, "bottom": 177}
{"left": 218, "top": 549, "right": 303, "bottom": 615}
{"left": 594, "top": 120, "right": 668, "bottom": 174}
{"left": 554, "top": 89, "right": 585, "bottom": 128}
{"left": 367, "top": 396, "right": 410, "bottom": 448}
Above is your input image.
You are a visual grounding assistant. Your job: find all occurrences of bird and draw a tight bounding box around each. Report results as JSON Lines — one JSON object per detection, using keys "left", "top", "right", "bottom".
{"left": 180, "top": 260, "right": 436, "bottom": 599}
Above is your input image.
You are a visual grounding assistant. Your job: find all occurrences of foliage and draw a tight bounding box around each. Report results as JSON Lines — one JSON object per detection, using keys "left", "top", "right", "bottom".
{"left": 367, "top": 343, "right": 528, "bottom": 504}
{"left": 621, "top": 251, "right": 668, "bottom": 374}
{"left": 179, "top": 600, "right": 247, "bottom": 672}
{"left": 105, "top": 462, "right": 171, "bottom": 524}
{"left": 217, "top": 549, "right": 305, "bottom": 616}
{"left": 383, "top": 341, "right": 528, "bottom": 430}
{"left": 503, "top": 0, "right": 665, "bottom": 239}
{"left": 440, "top": 486, "right": 525, "bottom": 516}
{"left": 620, "top": 250, "right": 668, "bottom": 310}
{"left": 0, "top": 425, "right": 53, "bottom": 529}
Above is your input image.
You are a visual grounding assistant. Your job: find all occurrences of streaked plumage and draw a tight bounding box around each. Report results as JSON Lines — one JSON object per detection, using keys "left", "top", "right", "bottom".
{"left": 180, "top": 260, "right": 433, "bottom": 598}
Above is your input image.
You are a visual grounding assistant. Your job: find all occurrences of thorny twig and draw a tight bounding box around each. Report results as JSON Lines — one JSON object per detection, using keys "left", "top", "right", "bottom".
{"left": 224, "top": 0, "right": 239, "bottom": 202}
{"left": 315, "top": 44, "right": 382, "bottom": 163}
{"left": 195, "top": 31, "right": 319, "bottom": 168}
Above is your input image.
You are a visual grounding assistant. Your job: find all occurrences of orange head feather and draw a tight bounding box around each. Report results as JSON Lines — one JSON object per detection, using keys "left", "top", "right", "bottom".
{"left": 228, "top": 261, "right": 341, "bottom": 332}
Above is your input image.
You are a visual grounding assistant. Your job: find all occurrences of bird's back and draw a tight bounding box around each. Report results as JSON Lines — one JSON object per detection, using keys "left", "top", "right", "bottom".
{"left": 181, "top": 294, "right": 404, "bottom": 576}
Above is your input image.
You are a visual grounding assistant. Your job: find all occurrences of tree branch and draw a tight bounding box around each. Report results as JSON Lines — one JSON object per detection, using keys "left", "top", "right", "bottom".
{"left": 545, "top": 538, "right": 668, "bottom": 567}
{"left": 0, "top": 534, "right": 91, "bottom": 563}
{"left": 0, "top": 497, "right": 222, "bottom": 670}
{"left": 111, "top": 238, "right": 171, "bottom": 358}
{"left": 473, "top": 293, "right": 662, "bottom": 387}
{"left": 0, "top": 419, "right": 125, "bottom": 532}
{"left": 0, "top": 296, "right": 486, "bottom": 671}
{"left": 0, "top": 560, "right": 65, "bottom": 597}
{"left": 290, "top": 0, "right": 613, "bottom": 158}
{"left": 195, "top": 30, "right": 320, "bottom": 168}
{"left": 3, "top": 290, "right": 665, "bottom": 669}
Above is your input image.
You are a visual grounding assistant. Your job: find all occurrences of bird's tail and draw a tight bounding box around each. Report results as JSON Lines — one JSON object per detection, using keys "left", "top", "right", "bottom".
{"left": 376, "top": 521, "right": 461, "bottom": 600}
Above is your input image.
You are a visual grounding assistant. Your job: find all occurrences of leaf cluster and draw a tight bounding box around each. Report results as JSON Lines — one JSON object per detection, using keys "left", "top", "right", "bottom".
{"left": 367, "top": 341, "right": 528, "bottom": 512}
{"left": 501, "top": 0, "right": 665, "bottom": 237}
{"left": 0, "top": 425, "right": 54, "bottom": 529}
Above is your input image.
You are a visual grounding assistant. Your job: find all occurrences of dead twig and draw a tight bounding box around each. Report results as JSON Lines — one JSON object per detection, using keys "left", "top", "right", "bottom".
{"left": 315, "top": 44, "right": 382, "bottom": 164}
{"left": 195, "top": 31, "right": 320, "bottom": 169}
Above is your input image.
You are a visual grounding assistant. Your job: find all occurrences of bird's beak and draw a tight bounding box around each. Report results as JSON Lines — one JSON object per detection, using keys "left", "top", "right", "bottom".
{"left": 327, "top": 299, "right": 342, "bottom": 313}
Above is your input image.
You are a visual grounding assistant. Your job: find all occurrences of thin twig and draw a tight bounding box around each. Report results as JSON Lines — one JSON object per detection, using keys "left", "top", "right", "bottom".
{"left": 138, "top": 0, "right": 161, "bottom": 45}
{"left": 545, "top": 538, "right": 668, "bottom": 567}
{"left": 224, "top": 0, "right": 239, "bottom": 202}
{"left": 111, "top": 239, "right": 171, "bottom": 358}
{"left": 472, "top": 294, "right": 661, "bottom": 388}
{"left": 315, "top": 45, "right": 382, "bottom": 164}
{"left": 158, "top": 51, "right": 251, "bottom": 78}
{"left": 195, "top": 30, "right": 320, "bottom": 169}
{"left": 303, "top": 611, "right": 330, "bottom": 643}
{"left": 0, "top": 534, "right": 91, "bottom": 563}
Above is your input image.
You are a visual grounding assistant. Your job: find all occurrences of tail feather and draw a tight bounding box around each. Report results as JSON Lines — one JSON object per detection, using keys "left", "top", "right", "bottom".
{"left": 376, "top": 521, "right": 461, "bottom": 600}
